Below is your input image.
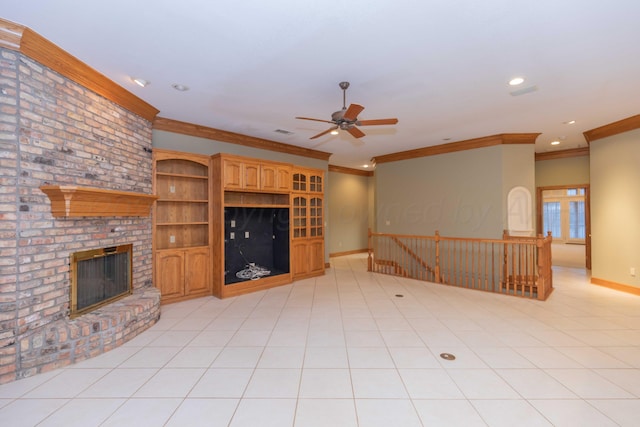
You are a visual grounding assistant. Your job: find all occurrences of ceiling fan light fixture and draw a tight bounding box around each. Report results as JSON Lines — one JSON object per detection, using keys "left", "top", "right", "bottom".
{"left": 296, "top": 81, "right": 398, "bottom": 140}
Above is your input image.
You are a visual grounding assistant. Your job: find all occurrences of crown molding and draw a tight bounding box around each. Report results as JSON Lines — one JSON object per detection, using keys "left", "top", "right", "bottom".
{"left": 535, "top": 147, "right": 590, "bottom": 161}
{"left": 0, "top": 17, "right": 159, "bottom": 122}
{"left": 153, "top": 117, "right": 332, "bottom": 161}
{"left": 583, "top": 114, "right": 640, "bottom": 143}
{"left": 372, "top": 133, "right": 540, "bottom": 164}
{"left": 328, "top": 165, "right": 374, "bottom": 176}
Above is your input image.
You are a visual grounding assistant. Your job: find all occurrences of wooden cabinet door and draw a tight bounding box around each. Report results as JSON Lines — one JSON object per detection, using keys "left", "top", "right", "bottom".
{"left": 291, "top": 241, "right": 309, "bottom": 277}
{"left": 184, "top": 247, "right": 210, "bottom": 295}
{"left": 292, "top": 240, "right": 324, "bottom": 278}
{"left": 276, "top": 166, "right": 292, "bottom": 191}
{"left": 262, "top": 164, "right": 292, "bottom": 192}
{"left": 292, "top": 172, "right": 307, "bottom": 192}
{"left": 223, "top": 159, "right": 242, "bottom": 189}
{"left": 292, "top": 196, "right": 308, "bottom": 238}
{"left": 243, "top": 162, "right": 260, "bottom": 190}
{"left": 308, "top": 240, "right": 325, "bottom": 274}
{"left": 260, "top": 164, "right": 277, "bottom": 191}
{"left": 309, "top": 173, "right": 323, "bottom": 193}
{"left": 156, "top": 250, "right": 185, "bottom": 299}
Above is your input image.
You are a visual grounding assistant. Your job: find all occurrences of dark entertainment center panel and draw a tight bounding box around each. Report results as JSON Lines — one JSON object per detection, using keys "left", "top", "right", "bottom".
{"left": 224, "top": 207, "right": 290, "bottom": 285}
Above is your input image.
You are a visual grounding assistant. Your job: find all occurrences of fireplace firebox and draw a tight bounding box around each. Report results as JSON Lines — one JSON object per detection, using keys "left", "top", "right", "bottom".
{"left": 70, "top": 244, "right": 133, "bottom": 318}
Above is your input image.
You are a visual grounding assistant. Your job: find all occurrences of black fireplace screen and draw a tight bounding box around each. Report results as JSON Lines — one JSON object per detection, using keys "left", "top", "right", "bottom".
{"left": 70, "top": 244, "right": 132, "bottom": 317}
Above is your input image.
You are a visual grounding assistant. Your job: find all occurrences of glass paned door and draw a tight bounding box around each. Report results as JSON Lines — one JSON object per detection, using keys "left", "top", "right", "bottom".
{"left": 543, "top": 201, "right": 561, "bottom": 238}
{"left": 541, "top": 188, "right": 586, "bottom": 243}
{"left": 569, "top": 200, "right": 586, "bottom": 240}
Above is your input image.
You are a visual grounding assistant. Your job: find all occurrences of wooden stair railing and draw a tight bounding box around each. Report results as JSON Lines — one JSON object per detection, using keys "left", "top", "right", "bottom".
{"left": 388, "top": 236, "right": 442, "bottom": 280}
{"left": 368, "top": 229, "right": 553, "bottom": 301}
{"left": 373, "top": 259, "right": 410, "bottom": 277}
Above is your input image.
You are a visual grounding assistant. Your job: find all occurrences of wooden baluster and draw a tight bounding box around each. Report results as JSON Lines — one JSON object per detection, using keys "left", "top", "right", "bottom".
{"left": 367, "top": 228, "right": 372, "bottom": 272}
{"left": 502, "top": 239, "right": 508, "bottom": 294}
{"left": 466, "top": 240, "right": 470, "bottom": 288}
{"left": 484, "top": 241, "right": 489, "bottom": 291}
{"left": 471, "top": 241, "right": 475, "bottom": 289}
{"left": 512, "top": 242, "right": 517, "bottom": 295}
{"left": 476, "top": 241, "right": 480, "bottom": 289}
{"left": 434, "top": 231, "right": 441, "bottom": 283}
{"left": 491, "top": 241, "right": 496, "bottom": 292}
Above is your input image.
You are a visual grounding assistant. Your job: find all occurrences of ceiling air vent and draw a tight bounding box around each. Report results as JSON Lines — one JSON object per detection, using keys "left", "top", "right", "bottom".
{"left": 274, "top": 129, "right": 294, "bottom": 135}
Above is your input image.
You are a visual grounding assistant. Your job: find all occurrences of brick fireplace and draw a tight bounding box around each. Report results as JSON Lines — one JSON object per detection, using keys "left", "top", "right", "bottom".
{"left": 0, "top": 38, "right": 160, "bottom": 384}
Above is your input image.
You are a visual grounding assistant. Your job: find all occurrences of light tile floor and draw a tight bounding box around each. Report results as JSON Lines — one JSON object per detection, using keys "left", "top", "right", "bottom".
{"left": 1, "top": 254, "right": 640, "bottom": 426}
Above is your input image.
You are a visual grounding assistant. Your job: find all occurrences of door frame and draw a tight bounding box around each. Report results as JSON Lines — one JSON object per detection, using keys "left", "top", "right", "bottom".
{"left": 536, "top": 184, "right": 591, "bottom": 270}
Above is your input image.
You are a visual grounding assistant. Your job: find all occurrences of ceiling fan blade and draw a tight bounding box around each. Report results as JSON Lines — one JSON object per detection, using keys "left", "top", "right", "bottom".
{"left": 310, "top": 126, "right": 338, "bottom": 140}
{"left": 346, "top": 126, "right": 366, "bottom": 139}
{"left": 357, "top": 118, "right": 399, "bottom": 126}
{"left": 296, "top": 116, "right": 334, "bottom": 124}
{"left": 343, "top": 103, "right": 365, "bottom": 121}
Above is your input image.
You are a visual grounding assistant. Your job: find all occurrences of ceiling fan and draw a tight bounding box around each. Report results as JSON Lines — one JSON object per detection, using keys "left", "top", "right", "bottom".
{"left": 296, "top": 81, "right": 398, "bottom": 139}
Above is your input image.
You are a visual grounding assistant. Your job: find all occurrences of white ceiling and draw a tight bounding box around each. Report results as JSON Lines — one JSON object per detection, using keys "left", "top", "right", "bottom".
{"left": 3, "top": 0, "right": 640, "bottom": 169}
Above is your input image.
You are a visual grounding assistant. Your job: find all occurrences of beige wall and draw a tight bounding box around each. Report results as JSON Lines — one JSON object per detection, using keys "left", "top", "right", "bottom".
{"left": 502, "top": 144, "right": 537, "bottom": 234}
{"left": 374, "top": 144, "right": 535, "bottom": 239}
{"left": 327, "top": 172, "right": 370, "bottom": 253}
{"left": 153, "top": 130, "right": 327, "bottom": 170}
{"left": 535, "top": 155, "right": 590, "bottom": 187}
{"left": 368, "top": 174, "right": 376, "bottom": 231}
{"left": 590, "top": 128, "right": 640, "bottom": 288}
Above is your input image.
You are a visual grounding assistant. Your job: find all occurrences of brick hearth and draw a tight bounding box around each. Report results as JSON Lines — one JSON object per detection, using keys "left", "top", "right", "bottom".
{"left": 18, "top": 288, "right": 160, "bottom": 375}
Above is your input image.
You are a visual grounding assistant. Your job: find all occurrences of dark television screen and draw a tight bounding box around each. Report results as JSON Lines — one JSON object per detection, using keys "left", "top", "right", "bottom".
{"left": 224, "top": 207, "right": 290, "bottom": 284}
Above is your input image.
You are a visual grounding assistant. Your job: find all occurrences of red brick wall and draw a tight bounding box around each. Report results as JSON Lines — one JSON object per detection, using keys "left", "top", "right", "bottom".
{"left": 0, "top": 48, "right": 158, "bottom": 384}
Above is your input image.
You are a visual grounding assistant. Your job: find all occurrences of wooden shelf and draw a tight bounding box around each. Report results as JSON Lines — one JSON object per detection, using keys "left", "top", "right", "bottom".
{"left": 153, "top": 150, "right": 211, "bottom": 303}
{"left": 224, "top": 191, "right": 289, "bottom": 206}
{"left": 157, "top": 199, "right": 208, "bottom": 203}
{"left": 156, "top": 172, "right": 208, "bottom": 180}
{"left": 156, "top": 222, "right": 208, "bottom": 226}
{"left": 40, "top": 185, "right": 158, "bottom": 217}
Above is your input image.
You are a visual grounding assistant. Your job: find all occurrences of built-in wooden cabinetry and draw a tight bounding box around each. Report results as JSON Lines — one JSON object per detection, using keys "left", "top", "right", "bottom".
{"left": 153, "top": 150, "right": 324, "bottom": 302}
{"left": 211, "top": 154, "right": 296, "bottom": 298}
{"left": 222, "top": 156, "right": 292, "bottom": 192}
{"left": 291, "top": 168, "right": 325, "bottom": 279}
{"left": 153, "top": 149, "right": 212, "bottom": 303}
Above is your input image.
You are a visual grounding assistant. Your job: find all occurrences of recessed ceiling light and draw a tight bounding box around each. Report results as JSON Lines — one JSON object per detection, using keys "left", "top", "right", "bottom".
{"left": 363, "top": 165, "right": 369, "bottom": 168}
{"left": 564, "top": 120, "right": 576, "bottom": 125}
{"left": 132, "top": 77, "right": 149, "bottom": 87}
{"left": 171, "top": 83, "right": 189, "bottom": 91}
{"left": 509, "top": 77, "right": 525, "bottom": 86}
{"left": 551, "top": 140, "right": 561, "bottom": 146}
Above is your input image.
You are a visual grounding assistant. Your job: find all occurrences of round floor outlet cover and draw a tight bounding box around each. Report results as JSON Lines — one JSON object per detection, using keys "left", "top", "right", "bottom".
{"left": 440, "top": 353, "right": 456, "bottom": 361}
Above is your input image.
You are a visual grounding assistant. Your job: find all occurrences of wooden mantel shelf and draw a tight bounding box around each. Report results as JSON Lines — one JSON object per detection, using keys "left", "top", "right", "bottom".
{"left": 40, "top": 185, "right": 158, "bottom": 217}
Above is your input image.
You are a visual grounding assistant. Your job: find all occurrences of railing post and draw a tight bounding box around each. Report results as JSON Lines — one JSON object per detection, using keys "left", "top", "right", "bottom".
{"left": 535, "top": 234, "right": 545, "bottom": 300}
{"left": 434, "top": 230, "right": 441, "bottom": 283}
{"left": 367, "top": 227, "right": 373, "bottom": 272}
{"left": 534, "top": 232, "right": 553, "bottom": 300}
